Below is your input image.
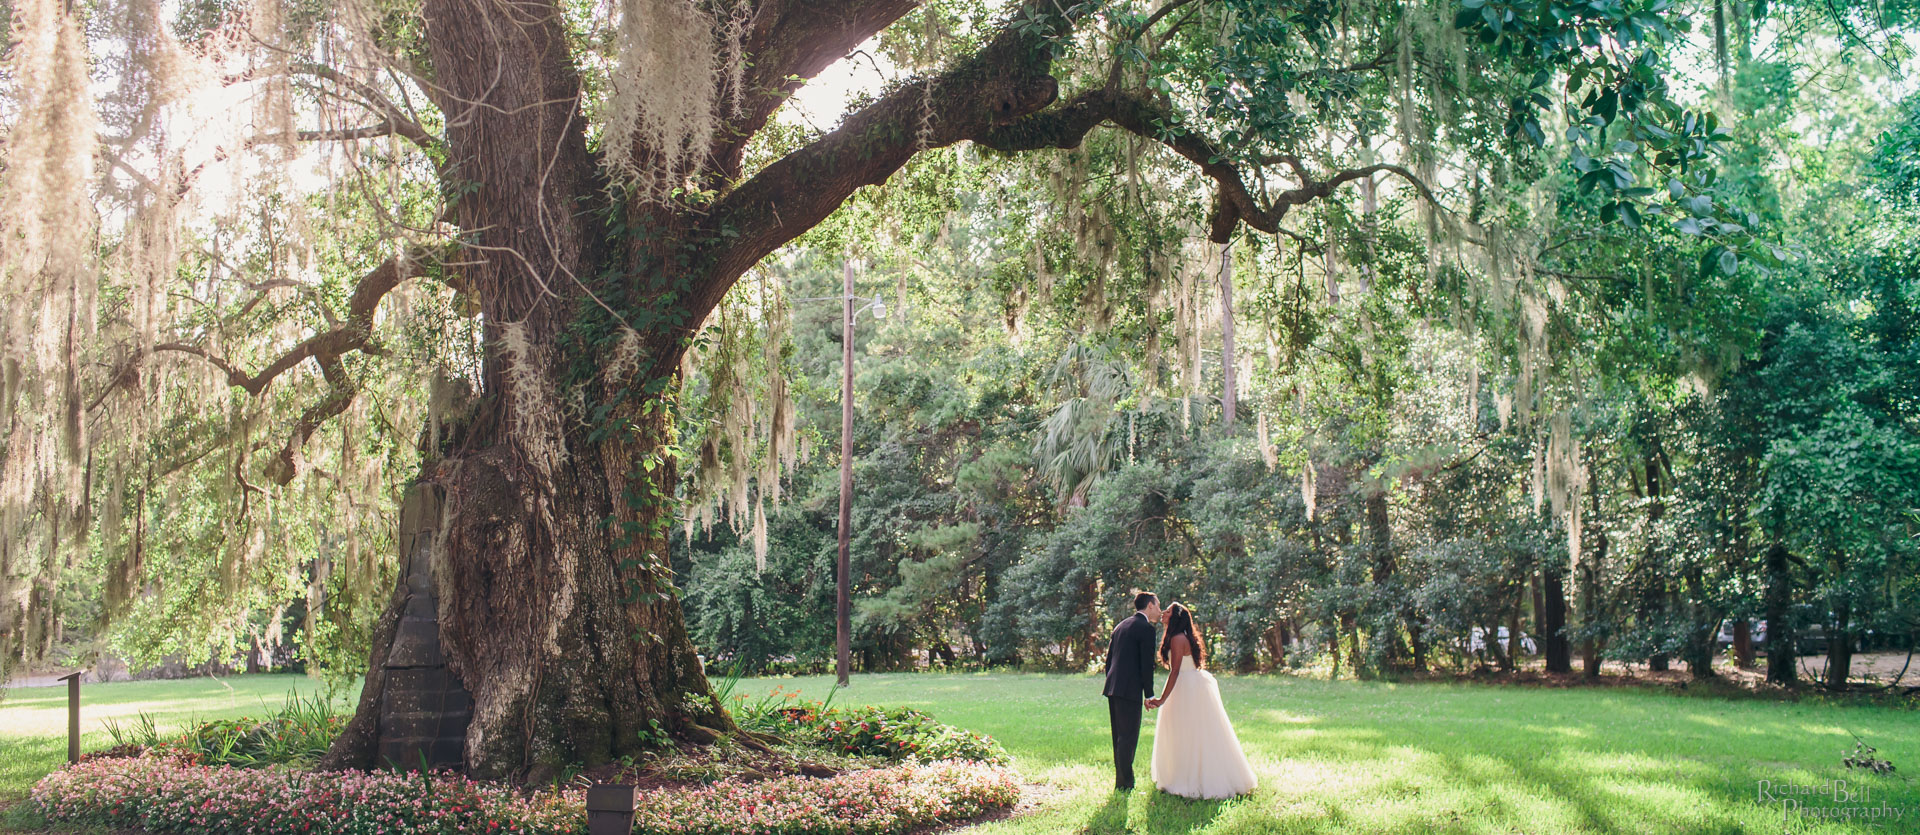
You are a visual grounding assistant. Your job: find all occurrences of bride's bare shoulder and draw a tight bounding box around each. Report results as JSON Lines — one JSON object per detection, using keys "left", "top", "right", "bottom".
{"left": 1171, "top": 632, "right": 1194, "bottom": 656}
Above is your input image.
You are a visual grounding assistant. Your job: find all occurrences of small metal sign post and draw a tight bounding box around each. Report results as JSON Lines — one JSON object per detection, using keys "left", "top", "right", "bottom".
{"left": 585, "top": 784, "right": 637, "bottom": 835}
{"left": 57, "top": 671, "right": 83, "bottom": 764}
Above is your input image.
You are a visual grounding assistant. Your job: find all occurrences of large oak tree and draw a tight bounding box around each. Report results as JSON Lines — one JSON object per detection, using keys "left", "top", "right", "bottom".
{"left": 0, "top": 0, "right": 1740, "bottom": 779}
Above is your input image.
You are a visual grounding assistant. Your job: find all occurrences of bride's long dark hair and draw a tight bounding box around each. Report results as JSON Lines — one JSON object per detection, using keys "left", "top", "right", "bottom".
{"left": 1159, "top": 603, "right": 1206, "bottom": 670}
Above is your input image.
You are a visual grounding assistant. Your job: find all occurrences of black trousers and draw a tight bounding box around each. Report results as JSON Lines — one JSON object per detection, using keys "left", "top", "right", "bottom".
{"left": 1107, "top": 696, "right": 1143, "bottom": 788}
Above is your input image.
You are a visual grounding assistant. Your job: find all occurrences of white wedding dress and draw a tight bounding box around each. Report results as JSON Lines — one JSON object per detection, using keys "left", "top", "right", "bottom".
{"left": 1149, "top": 655, "right": 1258, "bottom": 799}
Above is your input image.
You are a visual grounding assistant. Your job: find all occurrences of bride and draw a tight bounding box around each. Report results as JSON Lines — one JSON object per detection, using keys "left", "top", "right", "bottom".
{"left": 1146, "top": 603, "right": 1258, "bottom": 799}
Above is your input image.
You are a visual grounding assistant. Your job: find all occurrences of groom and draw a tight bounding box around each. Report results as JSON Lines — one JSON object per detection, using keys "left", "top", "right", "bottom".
{"left": 1101, "top": 591, "right": 1161, "bottom": 790}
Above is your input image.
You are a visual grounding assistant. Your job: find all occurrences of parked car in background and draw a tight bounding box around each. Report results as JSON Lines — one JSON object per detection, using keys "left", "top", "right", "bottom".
{"left": 1467, "top": 627, "right": 1537, "bottom": 655}
{"left": 1714, "top": 619, "right": 1766, "bottom": 649}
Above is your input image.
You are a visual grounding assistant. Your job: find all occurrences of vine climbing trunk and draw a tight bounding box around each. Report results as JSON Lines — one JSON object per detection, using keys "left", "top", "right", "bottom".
{"left": 323, "top": 397, "right": 731, "bottom": 781}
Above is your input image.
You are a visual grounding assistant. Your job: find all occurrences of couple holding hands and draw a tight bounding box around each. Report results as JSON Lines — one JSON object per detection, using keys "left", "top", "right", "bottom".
{"left": 1100, "top": 591, "right": 1258, "bottom": 800}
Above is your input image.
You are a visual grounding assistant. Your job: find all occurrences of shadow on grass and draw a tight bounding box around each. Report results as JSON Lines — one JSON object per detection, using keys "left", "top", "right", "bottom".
{"left": 1139, "top": 788, "right": 1228, "bottom": 835}
{"left": 1073, "top": 787, "right": 1229, "bottom": 835}
{"left": 1077, "top": 790, "right": 1129, "bottom": 834}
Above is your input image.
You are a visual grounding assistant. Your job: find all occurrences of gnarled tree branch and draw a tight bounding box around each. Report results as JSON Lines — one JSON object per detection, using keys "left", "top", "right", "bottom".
{"left": 708, "top": 0, "right": 924, "bottom": 178}
{"left": 977, "top": 88, "right": 1446, "bottom": 243}
{"left": 695, "top": 10, "right": 1069, "bottom": 348}
{"left": 153, "top": 249, "right": 425, "bottom": 397}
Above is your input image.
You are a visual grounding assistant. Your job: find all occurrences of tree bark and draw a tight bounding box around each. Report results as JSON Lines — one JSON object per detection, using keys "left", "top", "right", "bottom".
{"left": 1764, "top": 543, "right": 1796, "bottom": 686}
{"left": 1732, "top": 620, "right": 1754, "bottom": 670}
{"left": 1581, "top": 525, "right": 1605, "bottom": 678}
{"left": 1683, "top": 564, "right": 1715, "bottom": 679}
{"left": 1364, "top": 489, "right": 1406, "bottom": 667}
{"left": 1542, "top": 570, "right": 1572, "bottom": 673}
{"left": 324, "top": 401, "right": 730, "bottom": 780}
{"left": 1264, "top": 621, "right": 1289, "bottom": 670}
{"left": 1824, "top": 600, "right": 1853, "bottom": 692}
{"left": 1642, "top": 447, "right": 1669, "bottom": 672}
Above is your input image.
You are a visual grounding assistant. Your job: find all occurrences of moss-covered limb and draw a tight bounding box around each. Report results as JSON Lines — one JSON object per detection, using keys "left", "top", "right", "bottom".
{"left": 705, "top": 0, "right": 925, "bottom": 179}
{"left": 150, "top": 251, "right": 424, "bottom": 398}
{"left": 976, "top": 88, "right": 1449, "bottom": 244}
{"left": 695, "top": 4, "right": 1070, "bottom": 333}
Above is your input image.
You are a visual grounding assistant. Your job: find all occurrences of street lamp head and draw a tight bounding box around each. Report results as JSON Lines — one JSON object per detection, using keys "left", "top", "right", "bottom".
{"left": 871, "top": 297, "right": 887, "bottom": 319}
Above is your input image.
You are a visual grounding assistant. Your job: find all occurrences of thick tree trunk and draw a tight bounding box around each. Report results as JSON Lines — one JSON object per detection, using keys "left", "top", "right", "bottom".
{"left": 1764, "top": 543, "right": 1796, "bottom": 686}
{"left": 1683, "top": 565, "right": 1715, "bottom": 679}
{"left": 1824, "top": 601, "right": 1853, "bottom": 692}
{"left": 1580, "top": 516, "right": 1606, "bottom": 678}
{"left": 1542, "top": 570, "right": 1572, "bottom": 673}
{"left": 324, "top": 405, "right": 730, "bottom": 781}
{"left": 1732, "top": 620, "right": 1754, "bottom": 670}
{"left": 1363, "top": 490, "right": 1407, "bottom": 667}
{"left": 314, "top": 0, "right": 773, "bottom": 781}
{"left": 1640, "top": 446, "right": 1670, "bottom": 673}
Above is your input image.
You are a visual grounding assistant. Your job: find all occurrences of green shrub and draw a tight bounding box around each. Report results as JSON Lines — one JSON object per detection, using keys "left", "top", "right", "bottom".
{"left": 105, "top": 692, "right": 346, "bottom": 769}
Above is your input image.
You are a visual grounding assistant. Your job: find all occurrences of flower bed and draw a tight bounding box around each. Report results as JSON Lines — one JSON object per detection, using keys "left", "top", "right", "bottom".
{"left": 31, "top": 754, "right": 1017, "bottom": 835}
{"left": 733, "top": 689, "right": 1007, "bottom": 765}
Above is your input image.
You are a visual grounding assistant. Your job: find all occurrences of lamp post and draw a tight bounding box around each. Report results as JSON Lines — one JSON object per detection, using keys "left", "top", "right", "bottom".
{"left": 800, "top": 261, "right": 886, "bottom": 687}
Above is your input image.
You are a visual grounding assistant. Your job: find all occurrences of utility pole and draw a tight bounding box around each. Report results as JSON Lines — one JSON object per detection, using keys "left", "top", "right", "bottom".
{"left": 837, "top": 260, "right": 855, "bottom": 687}
{"left": 797, "top": 266, "right": 886, "bottom": 688}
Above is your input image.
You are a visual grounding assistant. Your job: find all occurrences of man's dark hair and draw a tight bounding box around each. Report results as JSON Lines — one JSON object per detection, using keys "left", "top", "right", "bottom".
{"left": 1133, "top": 591, "right": 1158, "bottom": 611}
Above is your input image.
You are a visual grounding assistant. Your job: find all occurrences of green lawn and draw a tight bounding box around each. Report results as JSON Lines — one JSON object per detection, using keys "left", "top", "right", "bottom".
{"left": 742, "top": 673, "right": 1920, "bottom": 834}
{"left": 0, "top": 675, "right": 349, "bottom": 805}
{"left": 3, "top": 673, "right": 1915, "bottom": 834}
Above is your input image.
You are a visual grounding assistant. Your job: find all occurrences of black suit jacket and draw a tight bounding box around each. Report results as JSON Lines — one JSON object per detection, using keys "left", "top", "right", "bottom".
{"left": 1101, "top": 612, "right": 1158, "bottom": 702}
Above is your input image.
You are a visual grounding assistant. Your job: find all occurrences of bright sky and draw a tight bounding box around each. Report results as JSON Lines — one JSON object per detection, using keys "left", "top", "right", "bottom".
{"left": 778, "top": 39, "right": 896, "bottom": 132}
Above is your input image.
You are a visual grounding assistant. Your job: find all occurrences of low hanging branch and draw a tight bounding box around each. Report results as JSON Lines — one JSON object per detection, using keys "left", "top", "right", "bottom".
{"left": 152, "top": 251, "right": 423, "bottom": 396}
{"left": 145, "top": 249, "right": 430, "bottom": 484}
{"left": 974, "top": 88, "right": 1446, "bottom": 244}
{"left": 696, "top": 9, "right": 1069, "bottom": 344}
